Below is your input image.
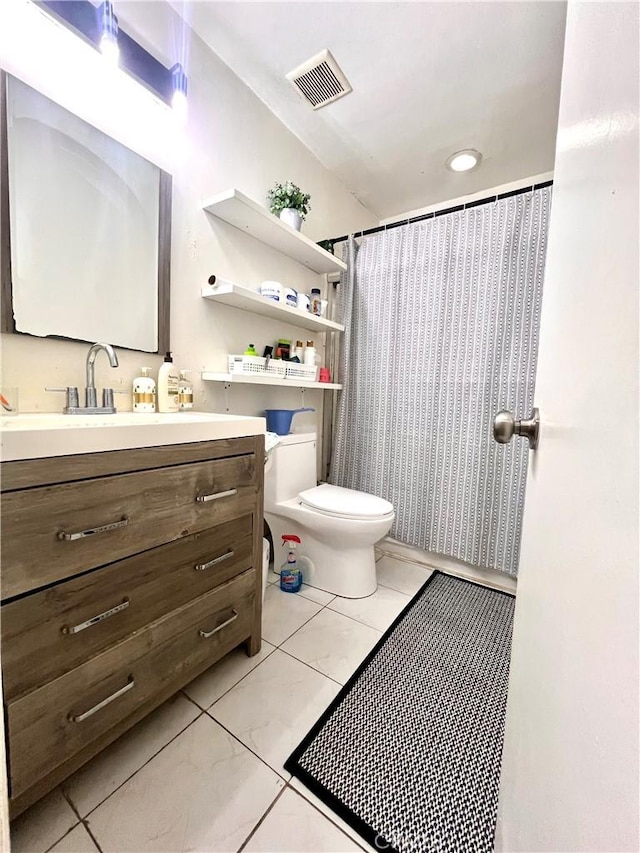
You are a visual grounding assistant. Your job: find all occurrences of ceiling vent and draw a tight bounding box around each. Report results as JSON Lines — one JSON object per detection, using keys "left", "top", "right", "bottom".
{"left": 286, "top": 49, "right": 352, "bottom": 110}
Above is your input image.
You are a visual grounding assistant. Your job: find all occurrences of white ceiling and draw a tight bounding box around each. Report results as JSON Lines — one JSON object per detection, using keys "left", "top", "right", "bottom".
{"left": 171, "top": 1, "right": 567, "bottom": 220}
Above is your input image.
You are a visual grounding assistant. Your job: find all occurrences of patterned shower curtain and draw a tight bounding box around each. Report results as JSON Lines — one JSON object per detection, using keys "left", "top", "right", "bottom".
{"left": 330, "top": 187, "right": 552, "bottom": 576}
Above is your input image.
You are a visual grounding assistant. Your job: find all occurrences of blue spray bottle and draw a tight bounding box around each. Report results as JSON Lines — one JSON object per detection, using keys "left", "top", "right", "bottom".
{"left": 280, "top": 535, "right": 303, "bottom": 593}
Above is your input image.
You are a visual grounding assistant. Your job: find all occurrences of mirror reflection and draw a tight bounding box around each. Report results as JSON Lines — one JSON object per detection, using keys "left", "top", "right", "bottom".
{"left": 2, "top": 72, "right": 170, "bottom": 352}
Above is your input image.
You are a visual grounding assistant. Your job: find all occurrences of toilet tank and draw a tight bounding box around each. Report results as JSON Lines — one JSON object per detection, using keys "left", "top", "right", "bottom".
{"left": 264, "top": 432, "right": 317, "bottom": 508}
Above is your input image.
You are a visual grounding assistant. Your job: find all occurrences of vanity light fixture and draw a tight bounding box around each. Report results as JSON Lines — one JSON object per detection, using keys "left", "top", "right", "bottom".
{"left": 171, "top": 63, "right": 188, "bottom": 121}
{"left": 446, "top": 149, "right": 482, "bottom": 172}
{"left": 97, "top": 0, "right": 119, "bottom": 65}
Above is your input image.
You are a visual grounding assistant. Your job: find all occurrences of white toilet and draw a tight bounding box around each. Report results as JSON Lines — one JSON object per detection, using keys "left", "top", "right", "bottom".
{"left": 264, "top": 433, "right": 395, "bottom": 598}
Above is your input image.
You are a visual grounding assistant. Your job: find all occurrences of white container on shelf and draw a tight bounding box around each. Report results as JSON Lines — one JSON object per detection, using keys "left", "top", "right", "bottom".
{"left": 260, "top": 281, "right": 282, "bottom": 302}
{"left": 227, "top": 355, "right": 286, "bottom": 378}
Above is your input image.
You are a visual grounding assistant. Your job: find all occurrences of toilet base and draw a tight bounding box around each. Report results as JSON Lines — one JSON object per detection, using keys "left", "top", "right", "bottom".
{"left": 265, "top": 507, "right": 387, "bottom": 598}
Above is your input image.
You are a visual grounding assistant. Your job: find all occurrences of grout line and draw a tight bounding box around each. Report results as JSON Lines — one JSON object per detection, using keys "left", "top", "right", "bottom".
{"left": 181, "top": 643, "right": 278, "bottom": 711}
{"left": 76, "top": 706, "right": 204, "bottom": 822}
{"left": 80, "top": 817, "right": 104, "bottom": 852}
{"left": 203, "top": 710, "right": 291, "bottom": 784}
{"left": 284, "top": 782, "right": 371, "bottom": 852}
{"left": 235, "top": 784, "right": 288, "bottom": 853}
{"left": 262, "top": 599, "right": 328, "bottom": 648}
{"left": 39, "top": 790, "right": 84, "bottom": 853}
{"left": 277, "top": 645, "right": 345, "bottom": 687}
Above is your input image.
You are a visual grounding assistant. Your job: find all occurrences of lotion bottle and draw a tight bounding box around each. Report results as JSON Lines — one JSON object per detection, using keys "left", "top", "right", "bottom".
{"left": 157, "top": 351, "right": 179, "bottom": 413}
{"left": 132, "top": 367, "right": 156, "bottom": 413}
{"left": 178, "top": 370, "right": 194, "bottom": 411}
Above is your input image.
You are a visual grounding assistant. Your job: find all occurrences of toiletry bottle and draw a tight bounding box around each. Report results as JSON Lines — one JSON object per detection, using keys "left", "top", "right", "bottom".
{"left": 304, "top": 341, "right": 316, "bottom": 366}
{"left": 244, "top": 344, "right": 258, "bottom": 356}
{"left": 157, "top": 351, "right": 179, "bottom": 413}
{"left": 310, "top": 288, "right": 322, "bottom": 316}
{"left": 292, "top": 340, "right": 304, "bottom": 361}
{"left": 279, "top": 535, "right": 303, "bottom": 593}
{"left": 132, "top": 367, "right": 156, "bottom": 413}
{"left": 178, "top": 370, "right": 194, "bottom": 410}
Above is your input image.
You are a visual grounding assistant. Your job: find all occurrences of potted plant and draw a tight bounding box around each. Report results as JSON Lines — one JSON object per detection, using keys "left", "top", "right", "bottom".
{"left": 267, "top": 181, "right": 311, "bottom": 231}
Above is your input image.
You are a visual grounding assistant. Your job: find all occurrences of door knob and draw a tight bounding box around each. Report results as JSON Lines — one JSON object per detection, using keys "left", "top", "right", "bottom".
{"left": 493, "top": 408, "right": 540, "bottom": 450}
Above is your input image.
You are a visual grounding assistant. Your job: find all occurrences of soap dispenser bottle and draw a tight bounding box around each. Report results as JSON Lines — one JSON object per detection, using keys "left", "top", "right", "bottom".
{"left": 133, "top": 367, "right": 156, "bottom": 413}
{"left": 157, "top": 352, "right": 179, "bottom": 413}
{"left": 178, "top": 370, "right": 194, "bottom": 411}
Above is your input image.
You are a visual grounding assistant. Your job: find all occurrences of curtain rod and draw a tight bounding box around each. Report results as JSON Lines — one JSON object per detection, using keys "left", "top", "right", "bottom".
{"left": 322, "top": 180, "right": 553, "bottom": 247}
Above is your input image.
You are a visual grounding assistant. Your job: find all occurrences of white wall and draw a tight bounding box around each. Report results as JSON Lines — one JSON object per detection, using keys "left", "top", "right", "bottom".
{"left": 0, "top": 0, "right": 376, "bottom": 433}
{"left": 495, "top": 2, "right": 639, "bottom": 850}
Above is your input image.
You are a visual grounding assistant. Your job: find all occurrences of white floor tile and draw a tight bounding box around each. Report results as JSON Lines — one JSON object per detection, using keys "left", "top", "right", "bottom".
{"left": 183, "top": 641, "right": 275, "bottom": 709}
{"left": 244, "top": 787, "right": 362, "bottom": 852}
{"left": 376, "top": 555, "right": 433, "bottom": 596}
{"left": 10, "top": 788, "right": 78, "bottom": 853}
{"left": 328, "top": 585, "right": 411, "bottom": 632}
{"left": 298, "top": 584, "right": 336, "bottom": 606}
{"left": 63, "top": 693, "right": 200, "bottom": 817}
{"left": 210, "top": 650, "right": 340, "bottom": 776}
{"left": 289, "top": 778, "right": 369, "bottom": 851}
{"left": 282, "top": 609, "right": 381, "bottom": 684}
{"left": 267, "top": 570, "right": 280, "bottom": 584}
{"left": 262, "top": 584, "right": 322, "bottom": 646}
{"left": 48, "top": 823, "right": 99, "bottom": 852}
{"left": 86, "top": 714, "right": 284, "bottom": 852}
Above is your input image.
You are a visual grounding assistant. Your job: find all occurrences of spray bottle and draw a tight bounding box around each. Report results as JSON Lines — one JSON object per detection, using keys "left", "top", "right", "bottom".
{"left": 280, "top": 535, "right": 303, "bottom": 593}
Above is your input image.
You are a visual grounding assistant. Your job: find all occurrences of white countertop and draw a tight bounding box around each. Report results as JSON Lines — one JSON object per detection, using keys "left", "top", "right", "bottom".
{"left": 0, "top": 412, "right": 266, "bottom": 462}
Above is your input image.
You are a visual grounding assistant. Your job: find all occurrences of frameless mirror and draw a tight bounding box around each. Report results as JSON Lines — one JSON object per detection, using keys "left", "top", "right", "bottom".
{"left": 1, "top": 72, "right": 171, "bottom": 352}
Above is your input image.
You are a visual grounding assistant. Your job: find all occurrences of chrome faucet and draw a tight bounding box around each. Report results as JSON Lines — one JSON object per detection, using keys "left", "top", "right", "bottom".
{"left": 85, "top": 342, "right": 119, "bottom": 408}
{"left": 45, "top": 342, "right": 120, "bottom": 414}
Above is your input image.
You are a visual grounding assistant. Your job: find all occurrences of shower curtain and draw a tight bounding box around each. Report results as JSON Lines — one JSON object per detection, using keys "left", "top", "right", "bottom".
{"left": 330, "top": 187, "right": 552, "bottom": 576}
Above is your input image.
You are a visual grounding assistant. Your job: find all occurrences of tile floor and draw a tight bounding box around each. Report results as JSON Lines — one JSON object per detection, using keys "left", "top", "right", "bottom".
{"left": 11, "top": 554, "right": 433, "bottom": 853}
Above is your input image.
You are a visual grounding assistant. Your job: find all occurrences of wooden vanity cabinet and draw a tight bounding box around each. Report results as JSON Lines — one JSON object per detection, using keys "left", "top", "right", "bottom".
{"left": 0, "top": 434, "right": 264, "bottom": 818}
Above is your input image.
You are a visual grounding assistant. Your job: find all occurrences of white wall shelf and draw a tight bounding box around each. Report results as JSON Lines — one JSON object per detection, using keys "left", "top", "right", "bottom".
{"left": 201, "top": 372, "right": 342, "bottom": 391}
{"left": 202, "top": 188, "right": 347, "bottom": 275}
{"left": 201, "top": 281, "right": 345, "bottom": 333}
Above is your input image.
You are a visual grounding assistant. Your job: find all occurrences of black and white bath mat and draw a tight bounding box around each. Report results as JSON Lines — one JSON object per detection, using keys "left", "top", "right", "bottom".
{"left": 284, "top": 571, "right": 515, "bottom": 853}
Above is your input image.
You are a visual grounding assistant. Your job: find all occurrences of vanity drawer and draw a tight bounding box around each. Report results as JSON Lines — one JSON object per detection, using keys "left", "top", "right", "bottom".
{"left": 6, "top": 569, "right": 255, "bottom": 797}
{"left": 2, "top": 515, "right": 254, "bottom": 700}
{"left": 1, "top": 454, "right": 258, "bottom": 599}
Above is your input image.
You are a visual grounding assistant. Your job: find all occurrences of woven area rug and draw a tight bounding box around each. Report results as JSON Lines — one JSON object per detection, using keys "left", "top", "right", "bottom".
{"left": 284, "top": 571, "right": 515, "bottom": 853}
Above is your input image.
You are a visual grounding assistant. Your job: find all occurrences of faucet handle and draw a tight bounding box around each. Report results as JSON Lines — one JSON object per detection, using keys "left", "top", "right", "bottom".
{"left": 45, "top": 386, "right": 79, "bottom": 409}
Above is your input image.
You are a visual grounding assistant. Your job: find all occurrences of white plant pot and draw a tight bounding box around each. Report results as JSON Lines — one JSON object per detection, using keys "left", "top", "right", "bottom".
{"left": 279, "top": 208, "right": 303, "bottom": 231}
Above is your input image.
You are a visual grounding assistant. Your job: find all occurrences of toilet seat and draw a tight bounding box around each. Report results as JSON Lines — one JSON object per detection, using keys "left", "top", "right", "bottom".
{"left": 298, "top": 483, "right": 394, "bottom": 521}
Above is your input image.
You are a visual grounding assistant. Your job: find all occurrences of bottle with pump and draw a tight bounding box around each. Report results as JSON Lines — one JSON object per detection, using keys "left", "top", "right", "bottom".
{"left": 178, "top": 370, "right": 194, "bottom": 411}
{"left": 132, "top": 367, "right": 156, "bottom": 413}
{"left": 279, "top": 535, "right": 303, "bottom": 593}
{"left": 157, "top": 352, "right": 179, "bottom": 413}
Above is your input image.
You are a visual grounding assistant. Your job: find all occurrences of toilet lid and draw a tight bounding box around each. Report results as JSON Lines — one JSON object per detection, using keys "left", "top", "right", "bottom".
{"left": 298, "top": 483, "right": 394, "bottom": 519}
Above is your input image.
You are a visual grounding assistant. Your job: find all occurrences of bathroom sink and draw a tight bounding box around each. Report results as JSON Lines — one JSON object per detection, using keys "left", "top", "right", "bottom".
{"left": 0, "top": 412, "right": 266, "bottom": 461}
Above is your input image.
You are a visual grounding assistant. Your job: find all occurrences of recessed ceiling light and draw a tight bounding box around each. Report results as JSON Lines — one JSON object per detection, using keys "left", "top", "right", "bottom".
{"left": 446, "top": 149, "right": 482, "bottom": 172}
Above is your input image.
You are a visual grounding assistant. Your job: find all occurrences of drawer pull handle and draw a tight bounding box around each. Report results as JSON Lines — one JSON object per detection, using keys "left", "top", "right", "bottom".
{"left": 57, "top": 516, "right": 128, "bottom": 541}
{"left": 68, "top": 676, "right": 135, "bottom": 723}
{"left": 195, "top": 550, "right": 234, "bottom": 572}
{"left": 199, "top": 609, "right": 238, "bottom": 639}
{"left": 61, "top": 598, "right": 130, "bottom": 635}
{"left": 195, "top": 488, "right": 237, "bottom": 504}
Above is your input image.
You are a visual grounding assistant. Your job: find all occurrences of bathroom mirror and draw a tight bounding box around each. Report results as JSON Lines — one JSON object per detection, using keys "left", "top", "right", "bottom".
{"left": 0, "top": 71, "right": 171, "bottom": 352}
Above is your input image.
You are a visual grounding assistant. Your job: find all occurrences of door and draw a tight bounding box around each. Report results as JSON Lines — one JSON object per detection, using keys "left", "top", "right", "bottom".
{"left": 495, "top": 3, "right": 639, "bottom": 851}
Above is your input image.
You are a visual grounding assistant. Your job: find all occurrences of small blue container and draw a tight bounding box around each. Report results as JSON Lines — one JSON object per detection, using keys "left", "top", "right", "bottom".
{"left": 264, "top": 407, "right": 314, "bottom": 436}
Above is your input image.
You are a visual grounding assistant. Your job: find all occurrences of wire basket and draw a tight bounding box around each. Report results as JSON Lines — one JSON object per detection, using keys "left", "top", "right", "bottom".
{"left": 285, "top": 362, "right": 318, "bottom": 382}
{"left": 227, "top": 355, "right": 286, "bottom": 379}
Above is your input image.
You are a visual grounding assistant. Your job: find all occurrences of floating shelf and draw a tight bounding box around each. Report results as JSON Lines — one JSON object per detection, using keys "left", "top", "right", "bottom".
{"left": 201, "top": 281, "right": 345, "bottom": 333}
{"left": 201, "top": 372, "right": 342, "bottom": 391}
{"left": 202, "top": 189, "right": 347, "bottom": 275}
